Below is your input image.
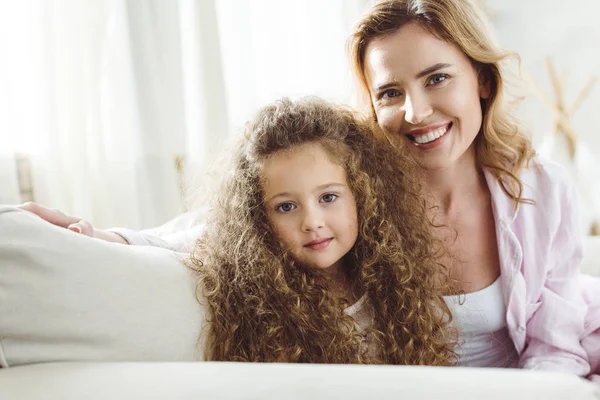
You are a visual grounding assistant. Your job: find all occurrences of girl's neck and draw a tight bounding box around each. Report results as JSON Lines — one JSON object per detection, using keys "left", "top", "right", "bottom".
{"left": 319, "top": 259, "right": 359, "bottom": 305}
{"left": 422, "top": 145, "right": 487, "bottom": 216}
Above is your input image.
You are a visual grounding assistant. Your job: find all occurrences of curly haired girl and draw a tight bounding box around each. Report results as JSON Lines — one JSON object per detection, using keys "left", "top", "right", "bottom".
{"left": 189, "top": 96, "right": 456, "bottom": 365}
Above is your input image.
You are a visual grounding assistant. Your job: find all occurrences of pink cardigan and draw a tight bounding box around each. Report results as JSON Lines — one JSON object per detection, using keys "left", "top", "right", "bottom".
{"left": 486, "top": 156, "right": 600, "bottom": 376}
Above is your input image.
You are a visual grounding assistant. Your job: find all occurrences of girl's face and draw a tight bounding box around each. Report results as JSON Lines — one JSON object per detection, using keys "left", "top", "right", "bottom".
{"left": 364, "top": 22, "right": 490, "bottom": 171}
{"left": 261, "top": 142, "right": 358, "bottom": 273}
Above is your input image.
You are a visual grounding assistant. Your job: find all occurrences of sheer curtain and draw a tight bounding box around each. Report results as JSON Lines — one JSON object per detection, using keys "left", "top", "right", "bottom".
{"left": 216, "top": 0, "right": 367, "bottom": 129}
{"left": 0, "top": 0, "right": 368, "bottom": 229}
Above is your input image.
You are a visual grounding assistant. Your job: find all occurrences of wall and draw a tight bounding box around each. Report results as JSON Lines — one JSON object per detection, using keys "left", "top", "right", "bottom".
{"left": 486, "top": 0, "right": 600, "bottom": 232}
{"left": 486, "top": 0, "right": 599, "bottom": 150}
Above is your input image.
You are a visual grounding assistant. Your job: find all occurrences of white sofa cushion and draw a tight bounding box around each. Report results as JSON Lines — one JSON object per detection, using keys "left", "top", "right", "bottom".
{"left": 0, "top": 206, "right": 205, "bottom": 367}
{"left": 0, "top": 361, "right": 598, "bottom": 400}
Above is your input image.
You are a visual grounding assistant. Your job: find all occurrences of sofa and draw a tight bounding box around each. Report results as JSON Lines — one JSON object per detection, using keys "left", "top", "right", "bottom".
{"left": 1, "top": 205, "right": 599, "bottom": 399}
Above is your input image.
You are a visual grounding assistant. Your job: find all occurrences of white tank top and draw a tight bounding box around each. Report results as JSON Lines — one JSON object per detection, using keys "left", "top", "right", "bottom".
{"left": 443, "top": 277, "right": 519, "bottom": 368}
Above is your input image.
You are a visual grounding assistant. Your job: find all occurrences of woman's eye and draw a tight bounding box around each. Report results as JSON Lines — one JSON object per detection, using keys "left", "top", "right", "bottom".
{"left": 381, "top": 89, "right": 402, "bottom": 99}
{"left": 428, "top": 74, "right": 448, "bottom": 85}
{"left": 320, "top": 194, "right": 338, "bottom": 203}
{"left": 276, "top": 203, "right": 296, "bottom": 212}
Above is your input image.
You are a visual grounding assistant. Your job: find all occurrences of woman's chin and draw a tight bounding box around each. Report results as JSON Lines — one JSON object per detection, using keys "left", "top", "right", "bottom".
{"left": 412, "top": 153, "right": 455, "bottom": 172}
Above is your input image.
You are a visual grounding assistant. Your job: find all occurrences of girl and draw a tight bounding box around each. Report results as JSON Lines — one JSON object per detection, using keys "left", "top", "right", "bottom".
{"left": 348, "top": 0, "right": 599, "bottom": 375}
{"left": 189, "top": 96, "right": 456, "bottom": 364}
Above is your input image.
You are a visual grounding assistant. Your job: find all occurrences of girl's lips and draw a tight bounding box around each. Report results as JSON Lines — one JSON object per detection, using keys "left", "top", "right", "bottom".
{"left": 304, "top": 238, "right": 333, "bottom": 250}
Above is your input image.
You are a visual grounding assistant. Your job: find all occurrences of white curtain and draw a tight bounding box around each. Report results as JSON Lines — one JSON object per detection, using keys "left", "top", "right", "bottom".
{"left": 216, "top": 0, "right": 367, "bottom": 128}
{"left": 0, "top": 0, "right": 368, "bottom": 229}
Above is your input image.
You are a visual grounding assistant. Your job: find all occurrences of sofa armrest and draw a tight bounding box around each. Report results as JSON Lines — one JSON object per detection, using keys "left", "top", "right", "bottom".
{"left": 0, "top": 362, "right": 597, "bottom": 400}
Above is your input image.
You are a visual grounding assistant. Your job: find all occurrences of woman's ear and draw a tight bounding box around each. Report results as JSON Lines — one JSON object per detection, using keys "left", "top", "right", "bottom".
{"left": 478, "top": 68, "right": 492, "bottom": 100}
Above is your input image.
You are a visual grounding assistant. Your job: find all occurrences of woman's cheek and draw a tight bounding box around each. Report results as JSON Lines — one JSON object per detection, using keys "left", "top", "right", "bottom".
{"left": 376, "top": 107, "right": 402, "bottom": 134}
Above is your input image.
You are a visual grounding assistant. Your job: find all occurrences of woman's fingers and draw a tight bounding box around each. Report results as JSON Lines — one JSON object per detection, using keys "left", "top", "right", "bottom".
{"left": 18, "top": 202, "right": 83, "bottom": 229}
{"left": 67, "top": 220, "right": 94, "bottom": 237}
{"left": 18, "top": 202, "right": 97, "bottom": 238}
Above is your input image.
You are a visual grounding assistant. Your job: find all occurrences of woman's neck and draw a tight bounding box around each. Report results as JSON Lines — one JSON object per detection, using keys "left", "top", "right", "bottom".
{"left": 422, "top": 146, "right": 487, "bottom": 217}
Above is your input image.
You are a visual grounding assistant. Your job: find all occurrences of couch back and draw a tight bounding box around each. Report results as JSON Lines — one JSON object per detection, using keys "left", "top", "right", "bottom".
{"left": 583, "top": 236, "right": 600, "bottom": 276}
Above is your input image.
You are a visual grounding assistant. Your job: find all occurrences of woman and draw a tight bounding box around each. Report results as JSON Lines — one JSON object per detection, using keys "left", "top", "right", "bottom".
{"left": 348, "top": 0, "right": 598, "bottom": 376}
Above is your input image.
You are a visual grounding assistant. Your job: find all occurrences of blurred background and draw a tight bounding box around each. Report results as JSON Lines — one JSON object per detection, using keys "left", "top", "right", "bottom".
{"left": 0, "top": 0, "right": 599, "bottom": 233}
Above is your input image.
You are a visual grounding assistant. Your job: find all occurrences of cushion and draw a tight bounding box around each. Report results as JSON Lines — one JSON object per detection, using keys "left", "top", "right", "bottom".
{"left": 582, "top": 236, "right": 600, "bottom": 276}
{"left": 0, "top": 206, "right": 205, "bottom": 367}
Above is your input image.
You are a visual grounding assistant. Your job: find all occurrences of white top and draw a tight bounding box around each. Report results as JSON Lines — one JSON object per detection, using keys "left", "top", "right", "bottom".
{"left": 344, "top": 294, "right": 377, "bottom": 357}
{"left": 344, "top": 294, "right": 370, "bottom": 331}
{"left": 443, "top": 277, "right": 519, "bottom": 368}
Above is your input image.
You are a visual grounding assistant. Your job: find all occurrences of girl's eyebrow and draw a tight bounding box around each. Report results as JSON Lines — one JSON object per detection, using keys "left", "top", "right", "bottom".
{"left": 265, "top": 192, "right": 291, "bottom": 203}
{"left": 266, "top": 182, "right": 346, "bottom": 203}
{"left": 313, "top": 182, "right": 346, "bottom": 192}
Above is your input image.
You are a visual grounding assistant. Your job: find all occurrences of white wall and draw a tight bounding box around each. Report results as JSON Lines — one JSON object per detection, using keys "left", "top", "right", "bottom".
{"left": 485, "top": 0, "right": 600, "bottom": 231}
{"left": 486, "top": 0, "right": 600, "bottom": 150}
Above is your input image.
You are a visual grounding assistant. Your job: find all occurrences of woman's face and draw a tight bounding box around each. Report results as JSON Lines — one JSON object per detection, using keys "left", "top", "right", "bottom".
{"left": 364, "top": 22, "right": 490, "bottom": 172}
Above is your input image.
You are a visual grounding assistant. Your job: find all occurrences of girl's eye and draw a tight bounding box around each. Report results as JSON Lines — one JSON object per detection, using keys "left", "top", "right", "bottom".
{"left": 320, "top": 193, "right": 338, "bottom": 203}
{"left": 428, "top": 74, "right": 448, "bottom": 85}
{"left": 276, "top": 202, "right": 296, "bottom": 213}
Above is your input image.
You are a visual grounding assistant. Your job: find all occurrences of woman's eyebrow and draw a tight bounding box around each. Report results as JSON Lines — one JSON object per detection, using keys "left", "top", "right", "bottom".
{"left": 415, "top": 63, "right": 452, "bottom": 79}
{"left": 373, "top": 63, "right": 452, "bottom": 92}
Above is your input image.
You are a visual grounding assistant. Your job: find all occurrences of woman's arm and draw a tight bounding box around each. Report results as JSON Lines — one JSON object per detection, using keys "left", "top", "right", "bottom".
{"left": 18, "top": 202, "right": 128, "bottom": 244}
{"left": 519, "top": 172, "right": 590, "bottom": 376}
{"left": 17, "top": 202, "right": 202, "bottom": 253}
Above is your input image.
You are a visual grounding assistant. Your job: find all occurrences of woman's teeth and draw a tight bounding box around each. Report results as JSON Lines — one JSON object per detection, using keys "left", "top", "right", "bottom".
{"left": 412, "top": 126, "right": 449, "bottom": 144}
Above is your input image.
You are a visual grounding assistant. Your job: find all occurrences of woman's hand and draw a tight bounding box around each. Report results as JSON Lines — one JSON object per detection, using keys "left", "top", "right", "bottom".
{"left": 17, "top": 202, "right": 128, "bottom": 244}
{"left": 18, "top": 202, "right": 93, "bottom": 235}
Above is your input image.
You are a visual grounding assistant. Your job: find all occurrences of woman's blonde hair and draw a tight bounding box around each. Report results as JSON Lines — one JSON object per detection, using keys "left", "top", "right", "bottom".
{"left": 348, "top": 0, "right": 535, "bottom": 204}
{"left": 190, "top": 96, "right": 456, "bottom": 365}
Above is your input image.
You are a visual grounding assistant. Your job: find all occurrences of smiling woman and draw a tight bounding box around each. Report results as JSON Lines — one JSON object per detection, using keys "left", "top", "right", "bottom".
{"left": 364, "top": 23, "right": 490, "bottom": 171}
{"left": 348, "top": 0, "right": 600, "bottom": 377}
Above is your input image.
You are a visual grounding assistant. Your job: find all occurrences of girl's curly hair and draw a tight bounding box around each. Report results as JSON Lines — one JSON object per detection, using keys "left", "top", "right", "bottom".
{"left": 189, "top": 96, "right": 456, "bottom": 365}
